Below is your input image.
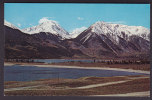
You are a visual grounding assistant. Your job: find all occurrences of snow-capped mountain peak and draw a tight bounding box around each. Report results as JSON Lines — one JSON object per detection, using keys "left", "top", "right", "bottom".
{"left": 69, "top": 27, "right": 87, "bottom": 38}
{"left": 91, "top": 21, "right": 150, "bottom": 42}
{"left": 23, "top": 20, "right": 69, "bottom": 39}
{"left": 4, "top": 20, "right": 20, "bottom": 30}
{"left": 4, "top": 20, "right": 150, "bottom": 41}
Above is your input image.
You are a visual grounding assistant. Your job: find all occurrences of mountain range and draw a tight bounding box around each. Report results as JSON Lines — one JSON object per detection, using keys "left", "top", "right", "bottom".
{"left": 4, "top": 20, "right": 150, "bottom": 59}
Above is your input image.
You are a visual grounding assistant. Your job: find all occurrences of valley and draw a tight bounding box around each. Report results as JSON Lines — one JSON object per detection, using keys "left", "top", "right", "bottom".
{"left": 4, "top": 20, "right": 150, "bottom": 96}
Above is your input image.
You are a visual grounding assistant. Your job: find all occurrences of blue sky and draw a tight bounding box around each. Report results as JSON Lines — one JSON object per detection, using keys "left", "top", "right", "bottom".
{"left": 5, "top": 3, "right": 150, "bottom": 32}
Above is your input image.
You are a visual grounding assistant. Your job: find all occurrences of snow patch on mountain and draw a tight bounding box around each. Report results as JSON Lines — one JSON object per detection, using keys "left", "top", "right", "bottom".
{"left": 69, "top": 27, "right": 87, "bottom": 38}
{"left": 81, "top": 32, "right": 92, "bottom": 43}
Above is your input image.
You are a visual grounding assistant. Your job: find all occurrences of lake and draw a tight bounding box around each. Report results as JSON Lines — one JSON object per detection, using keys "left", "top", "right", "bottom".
{"left": 4, "top": 65, "right": 147, "bottom": 81}
{"left": 33, "top": 59, "right": 94, "bottom": 63}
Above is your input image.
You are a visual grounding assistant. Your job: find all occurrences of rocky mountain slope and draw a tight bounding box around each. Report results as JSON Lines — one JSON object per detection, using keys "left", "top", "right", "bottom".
{"left": 74, "top": 21, "right": 150, "bottom": 58}
{"left": 4, "top": 20, "right": 150, "bottom": 59}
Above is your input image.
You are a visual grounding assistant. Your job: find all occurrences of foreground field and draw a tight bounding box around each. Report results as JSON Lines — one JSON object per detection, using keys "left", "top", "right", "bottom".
{"left": 4, "top": 75, "right": 150, "bottom": 96}
{"left": 4, "top": 62, "right": 150, "bottom": 96}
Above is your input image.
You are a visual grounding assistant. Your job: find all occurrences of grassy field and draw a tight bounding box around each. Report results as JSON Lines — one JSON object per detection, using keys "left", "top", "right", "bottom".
{"left": 50, "top": 62, "right": 150, "bottom": 71}
{"left": 4, "top": 75, "right": 150, "bottom": 96}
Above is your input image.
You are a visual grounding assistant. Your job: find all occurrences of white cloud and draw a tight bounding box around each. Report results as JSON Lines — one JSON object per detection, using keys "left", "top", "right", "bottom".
{"left": 39, "top": 17, "right": 56, "bottom": 24}
{"left": 107, "top": 21, "right": 126, "bottom": 25}
{"left": 77, "top": 17, "right": 84, "bottom": 20}
{"left": 17, "top": 23, "right": 21, "bottom": 27}
{"left": 29, "top": 24, "right": 33, "bottom": 26}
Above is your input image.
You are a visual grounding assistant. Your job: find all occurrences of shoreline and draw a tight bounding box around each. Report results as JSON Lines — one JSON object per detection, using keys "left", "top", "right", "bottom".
{"left": 4, "top": 62, "right": 150, "bottom": 74}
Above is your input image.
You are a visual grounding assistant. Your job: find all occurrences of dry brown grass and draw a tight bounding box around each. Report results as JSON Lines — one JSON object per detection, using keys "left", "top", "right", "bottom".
{"left": 4, "top": 75, "right": 150, "bottom": 96}
{"left": 51, "top": 62, "right": 150, "bottom": 71}
{"left": 4, "top": 75, "right": 132, "bottom": 89}
{"left": 89, "top": 78, "right": 150, "bottom": 95}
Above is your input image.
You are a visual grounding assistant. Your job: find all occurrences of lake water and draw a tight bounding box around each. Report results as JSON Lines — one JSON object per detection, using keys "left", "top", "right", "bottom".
{"left": 33, "top": 59, "right": 94, "bottom": 63}
{"left": 4, "top": 65, "right": 147, "bottom": 81}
